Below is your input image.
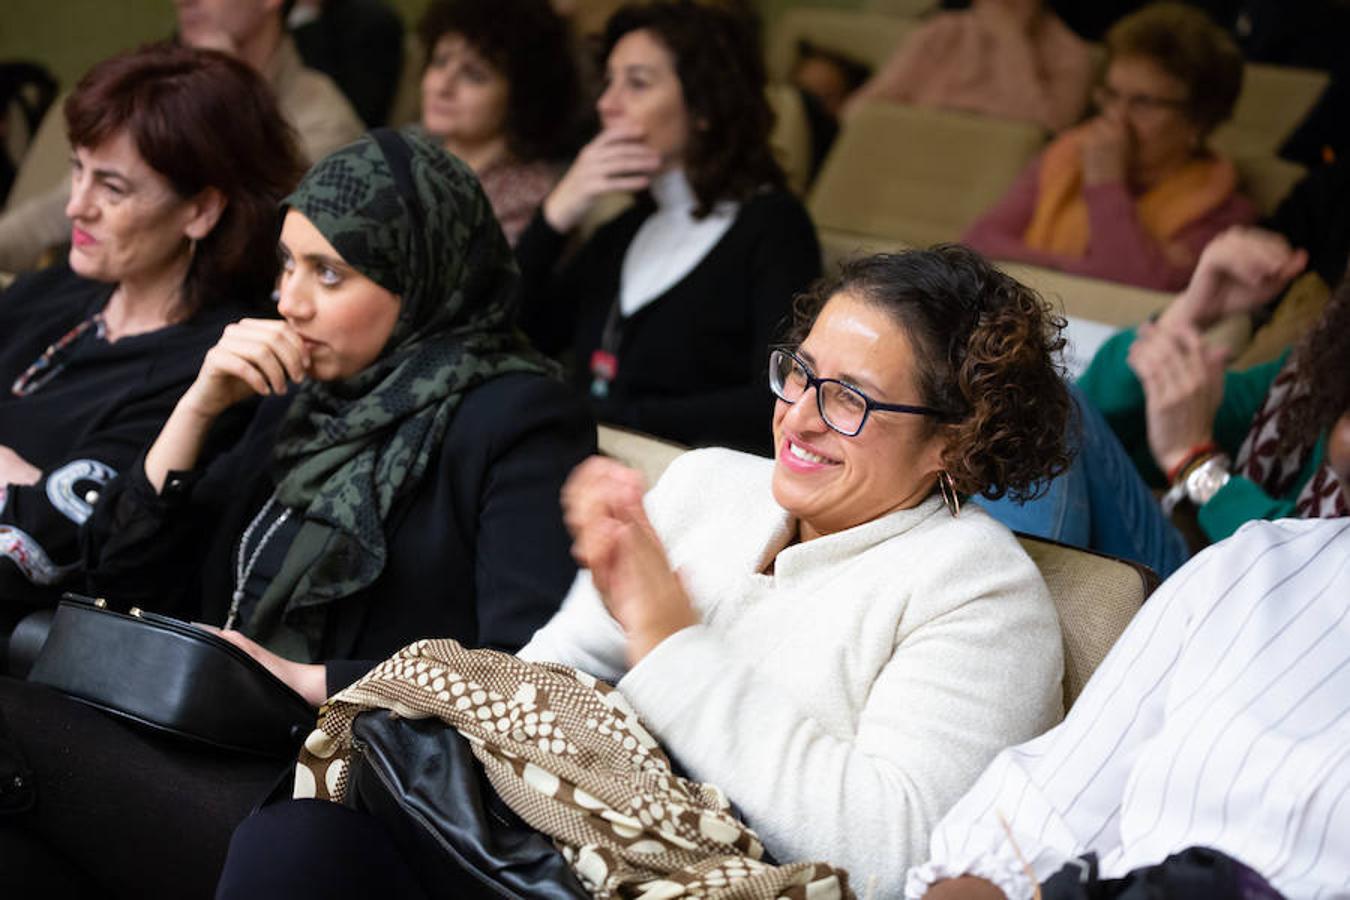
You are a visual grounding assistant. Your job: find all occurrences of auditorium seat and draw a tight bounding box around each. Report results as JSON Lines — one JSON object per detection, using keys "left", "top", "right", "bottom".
{"left": 766, "top": 82, "right": 814, "bottom": 195}
{"left": 1212, "top": 62, "right": 1329, "bottom": 158}
{"left": 996, "top": 262, "right": 1173, "bottom": 328}
{"left": 1016, "top": 534, "right": 1155, "bottom": 708}
{"left": 808, "top": 100, "right": 1046, "bottom": 269}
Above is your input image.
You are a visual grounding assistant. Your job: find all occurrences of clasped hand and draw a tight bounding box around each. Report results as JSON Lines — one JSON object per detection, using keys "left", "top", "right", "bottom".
{"left": 561, "top": 457, "right": 698, "bottom": 666}
{"left": 1128, "top": 321, "right": 1228, "bottom": 476}
{"left": 1130, "top": 227, "right": 1307, "bottom": 476}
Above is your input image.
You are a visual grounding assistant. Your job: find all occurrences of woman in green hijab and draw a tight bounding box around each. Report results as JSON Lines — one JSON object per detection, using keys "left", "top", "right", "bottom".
{"left": 0, "top": 129, "right": 595, "bottom": 897}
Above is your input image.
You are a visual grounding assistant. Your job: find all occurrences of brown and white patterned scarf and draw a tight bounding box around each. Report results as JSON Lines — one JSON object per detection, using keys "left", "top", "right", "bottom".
{"left": 1235, "top": 361, "right": 1349, "bottom": 519}
{"left": 295, "top": 639, "right": 852, "bottom": 900}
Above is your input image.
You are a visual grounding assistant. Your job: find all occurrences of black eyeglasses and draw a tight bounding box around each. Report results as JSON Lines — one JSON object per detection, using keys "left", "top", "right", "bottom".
{"left": 1092, "top": 84, "right": 1189, "bottom": 116}
{"left": 767, "top": 348, "right": 948, "bottom": 437}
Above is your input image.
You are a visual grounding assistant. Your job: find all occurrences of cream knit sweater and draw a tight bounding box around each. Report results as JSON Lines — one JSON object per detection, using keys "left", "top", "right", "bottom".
{"left": 519, "top": 448, "right": 1063, "bottom": 894}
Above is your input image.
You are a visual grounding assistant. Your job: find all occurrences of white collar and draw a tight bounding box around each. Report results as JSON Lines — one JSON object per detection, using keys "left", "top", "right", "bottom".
{"left": 619, "top": 169, "right": 740, "bottom": 317}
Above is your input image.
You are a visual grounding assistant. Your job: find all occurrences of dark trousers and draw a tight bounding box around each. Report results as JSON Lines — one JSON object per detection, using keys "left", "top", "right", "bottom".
{"left": 217, "top": 799, "right": 428, "bottom": 900}
{"left": 0, "top": 676, "right": 282, "bottom": 899}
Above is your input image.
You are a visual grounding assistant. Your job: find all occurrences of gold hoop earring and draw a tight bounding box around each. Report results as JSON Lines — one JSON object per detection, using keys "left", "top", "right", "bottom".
{"left": 938, "top": 471, "right": 961, "bottom": 518}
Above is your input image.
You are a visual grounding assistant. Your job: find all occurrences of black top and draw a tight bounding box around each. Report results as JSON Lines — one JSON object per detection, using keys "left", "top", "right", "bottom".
{"left": 82, "top": 371, "right": 597, "bottom": 694}
{"left": 515, "top": 189, "right": 822, "bottom": 455}
{"left": 0, "top": 264, "right": 247, "bottom": 608}
{"left": 1264, "top": 160, "right": 1350, "bottom": 288}
{"left": 291, "top": 0, "right": 405, "bottom": 127}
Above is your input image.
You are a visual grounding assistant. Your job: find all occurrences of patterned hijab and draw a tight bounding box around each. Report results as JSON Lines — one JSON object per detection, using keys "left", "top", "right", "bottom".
{"left": 248, "top": 128, "right": 555, "bottom": 659}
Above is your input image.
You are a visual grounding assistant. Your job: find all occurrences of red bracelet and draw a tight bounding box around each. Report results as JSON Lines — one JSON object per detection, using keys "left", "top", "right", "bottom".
{"left": 1167, "top": 441, "right": 1220, "bottom": 484}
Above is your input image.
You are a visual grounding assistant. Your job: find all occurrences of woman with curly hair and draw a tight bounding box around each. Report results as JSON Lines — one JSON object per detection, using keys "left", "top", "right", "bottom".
{"left": 416, "top": 0, "right": 581, "bottom": 243}
{"left": 512, "top": 245, "right": 1074, "bottom": 888}
{"left": 516, "top": 0, "right": 821, "bottom": 454}
{"left": 987, "top": 226, "right": 1348, "bottom": 579}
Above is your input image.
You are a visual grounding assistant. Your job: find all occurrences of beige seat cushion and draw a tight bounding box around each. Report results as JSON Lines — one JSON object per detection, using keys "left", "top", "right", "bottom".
{"left": 1211, "top": 62, "right": 1329, "bottom": 158}
{"left": 767, "top": 83, "right": 813, "bottom": 196}
{"left": 1232, "top": 270, "right": 1331, "bottom": 370}
{"left": 995, "top": 262, "right": 1171, "bottom": 328}
{"left": 596, "top": 424, "right": 689, "bottom": 488}
{"left": 4, "top": 91, "right": 69, "bottom": 214}
{"left": 1016, "top": 534, "right": 1154, "bottom": 709}
{"left": 808, "top": 101, "right": 1045, "bottom": 262}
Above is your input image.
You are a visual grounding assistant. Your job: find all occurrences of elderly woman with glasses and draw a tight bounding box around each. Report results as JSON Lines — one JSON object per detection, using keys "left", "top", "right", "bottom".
{"left": 963, "top": 2, "right": 1256, "bottom": 291}
{"left": 512, "top": 245, "right": 1074, "bottom": 892}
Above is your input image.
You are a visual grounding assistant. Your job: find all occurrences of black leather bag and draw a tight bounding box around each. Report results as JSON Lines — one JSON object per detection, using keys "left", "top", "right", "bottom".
{"left": 345, "top": 710, "right": 590, "bottom": 900}
{"left": 26, "top": 596, "right": 314, "bottom": 758}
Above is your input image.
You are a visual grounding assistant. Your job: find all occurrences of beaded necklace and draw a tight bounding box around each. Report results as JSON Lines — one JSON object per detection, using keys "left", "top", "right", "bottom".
{"left": 226, "top": 493, "right": 294, "bottom": 631}
{"left": 11, "top": 310, "right": 107, "bottom": 397}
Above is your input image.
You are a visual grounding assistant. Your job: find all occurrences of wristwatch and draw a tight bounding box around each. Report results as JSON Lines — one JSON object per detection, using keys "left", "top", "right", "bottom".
{"left": 1184, "top": 454, "right": 1232, "bottom": 507}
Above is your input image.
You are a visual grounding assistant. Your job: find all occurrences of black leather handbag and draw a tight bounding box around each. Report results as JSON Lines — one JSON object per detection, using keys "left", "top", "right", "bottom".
{"left": 344, "top": 710, "right": 590, "bottom": 900}
{"left": 25, "top": 596, "right": 314, "bottom": 758}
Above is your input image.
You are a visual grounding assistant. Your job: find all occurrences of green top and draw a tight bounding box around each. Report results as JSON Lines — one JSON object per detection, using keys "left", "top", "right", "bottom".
{"left": 1077, "top": 327, "right": 1329, "bottom": 543}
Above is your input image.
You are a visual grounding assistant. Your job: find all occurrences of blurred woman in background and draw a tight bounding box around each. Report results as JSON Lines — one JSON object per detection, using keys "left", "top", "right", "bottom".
{"left": 964, "top": 2, "right": 1255, "bottom": 291}
{"left": 846, "top": 0, "right": 1093, "bottom": 133}
{"left": 516, "top": 1, "right": 821, "bottom": 454}
{"left": 416, "top": 0, "right": 582, "bottom": 243}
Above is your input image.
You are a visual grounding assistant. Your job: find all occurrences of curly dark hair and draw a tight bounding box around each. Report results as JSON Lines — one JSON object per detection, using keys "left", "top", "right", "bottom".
{"left": 418, "top": 0, "right": 582, "bottom": 162}
{"left": 1275, "top": 275, "right": 1350, "bottom": 459}
{"left": 602, "top": 1, "right": 784, "bottom": 217}
{"left": 786, "top": 246, "right": 1075, "bottom": 502}
{"left": 65, "top": 42, "right": 304, "bottom": 316}
{"left": 1105, "top": 2, "right": 1243, "bottom": 136}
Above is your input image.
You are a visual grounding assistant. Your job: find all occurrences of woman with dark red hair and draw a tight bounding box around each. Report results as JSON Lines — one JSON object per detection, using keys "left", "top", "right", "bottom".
{"left": 0, "top": 42, "right": 304, "bottom": 615}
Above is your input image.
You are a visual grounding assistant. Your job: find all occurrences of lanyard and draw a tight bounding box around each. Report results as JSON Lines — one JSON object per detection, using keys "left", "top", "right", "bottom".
{"left": 588, "top": 299, "right": 624, "bottom": 400}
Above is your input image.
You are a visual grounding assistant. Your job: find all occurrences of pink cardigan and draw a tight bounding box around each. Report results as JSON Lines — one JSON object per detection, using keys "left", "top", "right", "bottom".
{"left": 962, "top": 154, "right": 1258, "bottom": 291}
{"left": 848, "top": 9, "right": 1093, "bottom": 133}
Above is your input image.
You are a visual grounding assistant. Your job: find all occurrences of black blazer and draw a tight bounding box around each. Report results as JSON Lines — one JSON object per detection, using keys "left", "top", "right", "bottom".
{"left": 83, "top": 372, "right": 597, "bottom": 691}
{"left": 516, "top": 189, "right": 821, "bottom": 455}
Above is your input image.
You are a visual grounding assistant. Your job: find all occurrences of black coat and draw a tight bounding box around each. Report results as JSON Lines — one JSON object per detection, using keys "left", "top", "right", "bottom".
{"left": 83, "top": 372, "right": 596, "bottom": 693}
{"left": 0, "top": 264, "right": 247, "bottom": 610}
{"left": 516, "top": 189, "right": 821, "bottom": 455}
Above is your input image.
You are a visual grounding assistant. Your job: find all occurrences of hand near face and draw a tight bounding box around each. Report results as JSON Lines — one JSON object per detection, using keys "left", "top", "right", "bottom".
{"left": 1128, "top": 321, "right": 1228, "bottom": 476}
{"left": 560, "top": 456, "right": 698, "bottom": 666}
{"left": 179, "top": 318, "right": 310, "bottom": 421}
{"left": 542, "top": 125, "right": 662, "bottom": 233}
{"left": 1079, "top": 115, "right": 1130, "bottom": 186}
{"left": 1161, "top": 227, "right": 1308, "bottom": 333}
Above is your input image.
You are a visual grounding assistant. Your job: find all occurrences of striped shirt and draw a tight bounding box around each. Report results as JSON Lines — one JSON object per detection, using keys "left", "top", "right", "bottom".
{"left": 908, "top": 517, "right": 1350, "bottom": 900}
